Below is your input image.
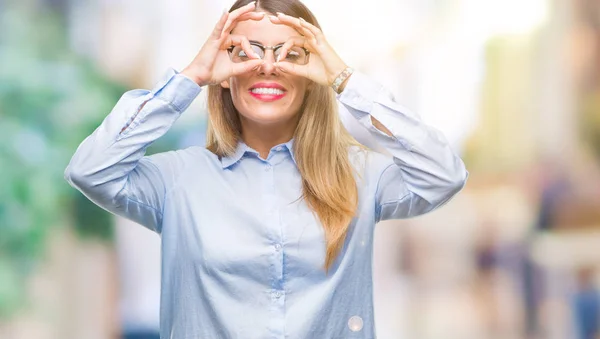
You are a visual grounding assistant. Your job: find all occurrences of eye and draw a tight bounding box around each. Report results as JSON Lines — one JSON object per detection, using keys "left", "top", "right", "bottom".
{"left": 230, "top": 47, "right": 251, "bottom": 62}
{"left": 276, "top": 47, "right": 306, "bottom": 63}
{"left": 284, "top": 50, "right": 300, "bottom": 61}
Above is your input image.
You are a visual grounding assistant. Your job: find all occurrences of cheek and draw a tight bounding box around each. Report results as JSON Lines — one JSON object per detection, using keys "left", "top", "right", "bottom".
{"left": 290, "top": 81, "right": 310, "bottom": 102}
{"left": 294, "top": 85, "right": 311, "bottom": 108}
{"left": 229, "top": 78, "right": 244, "bottom": 101}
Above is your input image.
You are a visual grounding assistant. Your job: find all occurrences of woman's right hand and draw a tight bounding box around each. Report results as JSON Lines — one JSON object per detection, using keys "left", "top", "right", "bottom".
{"left": 181, "top": 1, "right": 265, "bottom": 87}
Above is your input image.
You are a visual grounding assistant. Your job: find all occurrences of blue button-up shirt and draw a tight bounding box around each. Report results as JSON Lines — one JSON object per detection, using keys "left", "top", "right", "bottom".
{"left": 65, "top": 68, "right": 467, "bottom": 339}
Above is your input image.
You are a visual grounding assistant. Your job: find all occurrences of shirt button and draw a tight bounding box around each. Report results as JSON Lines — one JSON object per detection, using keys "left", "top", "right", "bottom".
{"left": 275, "top": 146, "right": 283, "bottom": 151}
{"left": 348, "top": 316, "right": 364, "bottom": 332}
{"left": 274, "top": 243, "right": 282, "bottom": 251}
{"left": 265, "top": 165, "right": 272, "bottom": 171}
{"left": 274, "top": 290, "right": 283, "bottom": 298}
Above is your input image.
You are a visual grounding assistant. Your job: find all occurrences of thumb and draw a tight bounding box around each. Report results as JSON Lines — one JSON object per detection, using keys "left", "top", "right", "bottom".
{"left": 231, "top": 59, "right": 265, "bottom": 76}
{"left": 274, "top": 61, "right": 306, "bottom": 78}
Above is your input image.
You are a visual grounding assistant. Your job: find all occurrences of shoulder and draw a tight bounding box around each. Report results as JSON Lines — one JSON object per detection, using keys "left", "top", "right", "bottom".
{"left": 137, "top": 146, "right": 223, "bottom": 191}
{"left": 142, "top": 146, "right": 221, "bottom": 177}
{"left": 145, "top": 145, "right": 215, "bottom": 163}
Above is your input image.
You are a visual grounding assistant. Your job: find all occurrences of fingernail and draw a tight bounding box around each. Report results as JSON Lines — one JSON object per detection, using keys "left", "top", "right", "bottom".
{"left": 269, "top": 15, "right": 278, "bottom": 21}
{"left": 276, "top": 12, "right": 284, "bottom": 16}
{"left": 300, "top": 17, "right": 306, "bottom": 22}
{"left": 249, "top": 1, "right": 256, "bottom": 6}
{"left": 276, "top": 55, "right": 280, "bottom": 62}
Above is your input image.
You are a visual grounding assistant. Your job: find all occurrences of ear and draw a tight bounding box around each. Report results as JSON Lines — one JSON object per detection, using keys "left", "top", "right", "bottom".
{"left": 307, "top": 80, "right": 315, "bottom": 91}
{"left": 221, "top": 80, "right": 230, "bottom": 89}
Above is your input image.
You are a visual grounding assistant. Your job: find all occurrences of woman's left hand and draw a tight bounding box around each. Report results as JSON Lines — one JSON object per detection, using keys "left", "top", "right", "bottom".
{"left": 268, "top": 13, "right": 348, "bottom": 87}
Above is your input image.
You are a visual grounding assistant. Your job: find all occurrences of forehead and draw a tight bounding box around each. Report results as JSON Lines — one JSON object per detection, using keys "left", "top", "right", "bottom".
{"left": 231, "top": 15, "right": 301, "bottom": 44}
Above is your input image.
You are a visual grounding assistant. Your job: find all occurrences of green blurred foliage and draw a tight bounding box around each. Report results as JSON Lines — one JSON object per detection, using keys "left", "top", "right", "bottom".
{"left": 582, "top": 91, "right": 600, "bottom": 160}
{"left": 0, "top": 3, "right": 126, "bottom": 318}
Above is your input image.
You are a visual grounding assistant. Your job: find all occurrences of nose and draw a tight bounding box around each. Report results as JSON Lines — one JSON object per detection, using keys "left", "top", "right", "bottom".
{"left": 258, "top": 50, "right": 278, "bottom": 75}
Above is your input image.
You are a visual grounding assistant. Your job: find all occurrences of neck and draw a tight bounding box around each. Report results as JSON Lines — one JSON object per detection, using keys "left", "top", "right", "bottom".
{"left": 240, "top": 117, "right": 297, "bottom": 159}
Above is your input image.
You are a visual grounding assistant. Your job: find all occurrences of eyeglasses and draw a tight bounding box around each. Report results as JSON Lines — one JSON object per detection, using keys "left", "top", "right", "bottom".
{"left": 227, "top": 41, "right": 310, "bottom": 65}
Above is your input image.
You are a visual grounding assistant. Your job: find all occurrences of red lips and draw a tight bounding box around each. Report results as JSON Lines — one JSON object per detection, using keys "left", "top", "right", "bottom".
{"left": 248, "top": 82, "right": 287, "bottom": 102}
{"left": 249, "top": 82, "right": 287, "bottom": 91}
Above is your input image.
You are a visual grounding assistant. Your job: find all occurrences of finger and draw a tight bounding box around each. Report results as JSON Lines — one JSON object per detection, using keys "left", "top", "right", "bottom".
{"left": 297, "top": 17, "right": 325, "bottom": 41}
{"left": 211, "top": 10, "right": 230, "bottom": 39}
{"left": 226, "top": 1, "right": 257, "bottom": 24}
{"left": 223, "top": 11, "right": 265, "bottom": 34}
{"left": 225, "top": 34, "right": 260, "bottom": 59}
{"left": 220, "top": 2, "right": 260, "bottom": 38}
{"left": 274, "top": 13, "right": 316, "bottom": 41}
{"left": 231, "top": 59, "right": 265, "bottom": 76}
{"left": 267, "top": 14, "right": 282, "bottom": 24}
{"left": 274, "top": 61, "right": 309, "bottom": 79}
{"left": 276, "top": 13, "right": 314, "bottom": 39}
{"left": 276, "top": 37, "right": 307, "bottom": 62}
{"left": 270, "top": 13, "right": 313, "bottom": 39}
{"left": 223, "top": 11, "right": 265, "bottom": 39}
{"left": 237, "top": 11, "right": 266, "bottom": 22}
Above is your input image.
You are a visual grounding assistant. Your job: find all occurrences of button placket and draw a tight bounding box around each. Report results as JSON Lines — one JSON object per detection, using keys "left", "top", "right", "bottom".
{"left": 264, "top": 161, "right": 284, "bottom": 305}
{"left": 262, "top": 159, "right": 285, "bottom": 338}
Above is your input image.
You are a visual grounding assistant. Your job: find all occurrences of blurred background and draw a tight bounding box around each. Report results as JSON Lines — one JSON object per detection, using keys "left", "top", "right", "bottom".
{"left": 1, "top": 0, "right": 600, "bottom": 338}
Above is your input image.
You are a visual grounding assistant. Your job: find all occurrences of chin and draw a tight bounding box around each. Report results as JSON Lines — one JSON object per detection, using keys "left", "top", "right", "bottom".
{"left": 243, "top": 109, "right": 295, "bottom": 125}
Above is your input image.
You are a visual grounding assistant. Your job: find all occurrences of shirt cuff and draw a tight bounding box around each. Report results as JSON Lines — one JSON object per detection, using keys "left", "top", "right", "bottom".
{"left": 335, "top": 70, "right": 429, "bottom": 150}
{"left": 150, "top": 68, "right": 202, "bottom": 112}
{"left": 336, "top": 71, "right": 383, "bottom": 115}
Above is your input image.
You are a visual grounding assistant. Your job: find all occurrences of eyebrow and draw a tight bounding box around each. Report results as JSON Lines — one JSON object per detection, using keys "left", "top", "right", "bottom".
{"left": 248, "top": 40, "right": 285, "bottom": 46}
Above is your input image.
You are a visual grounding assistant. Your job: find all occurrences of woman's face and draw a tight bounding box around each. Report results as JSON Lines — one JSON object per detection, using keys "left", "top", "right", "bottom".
{"left": 225, "top": 14, "right": 312, "bottom": 127}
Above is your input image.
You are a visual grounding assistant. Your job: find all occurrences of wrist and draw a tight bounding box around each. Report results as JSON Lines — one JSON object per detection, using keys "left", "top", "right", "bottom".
{"left": 336, "top": 73, "right": 352, "bottom": 93}
{"left": 331, "top": 67, "right": 354, "bottom": 94}
{"left": 327, "top": 63, "right": 347, "bottom": 85}
{"left": 181, "top": 66, "right": 210, "bottom": 87}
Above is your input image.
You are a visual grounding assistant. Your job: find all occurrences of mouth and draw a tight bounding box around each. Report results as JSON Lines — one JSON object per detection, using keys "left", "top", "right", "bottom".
{"left": 248, "top": 83, "right": 287, "bottom": 102}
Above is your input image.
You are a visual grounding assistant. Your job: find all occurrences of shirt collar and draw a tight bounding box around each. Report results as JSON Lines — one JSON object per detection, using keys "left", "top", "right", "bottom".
{"left": 220, "top": 139, "right": 296, "bottom": 169}
{"left": 283, "top": 138, "right": 297, "bottom": 165}
{"left": 220, "top": 141, "right": 254, "bottom": 169}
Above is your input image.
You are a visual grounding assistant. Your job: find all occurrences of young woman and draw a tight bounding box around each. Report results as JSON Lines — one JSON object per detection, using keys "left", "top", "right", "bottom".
{"left": 65, "top": 0, "right": 468, "bottom": 337}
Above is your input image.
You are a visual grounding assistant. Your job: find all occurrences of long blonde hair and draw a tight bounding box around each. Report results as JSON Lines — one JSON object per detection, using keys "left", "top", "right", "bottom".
{"left": 207, "top": 0, "right": 359, "bottom": 272}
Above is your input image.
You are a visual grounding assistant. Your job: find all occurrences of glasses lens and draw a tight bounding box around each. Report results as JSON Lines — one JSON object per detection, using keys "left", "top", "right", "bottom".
{"left": 229, "top": 45, "right": 264, "bottom": 63}
{"left": 275, "top": 46, "right": 308, "bottom": 65}
{"left": 229, "top": 44, "right": 308, "bottom": 64}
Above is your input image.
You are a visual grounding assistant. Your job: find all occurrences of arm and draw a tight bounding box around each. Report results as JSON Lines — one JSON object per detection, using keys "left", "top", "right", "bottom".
{"left": 64, "top": 69, "right": 201, "bottom": 233}
{"left": 65, "top": 3, "right": 266, "bottom": 232}
{"left": 337, "top": 72, "right": 468, "bottom": 221}
{"left": 260, "top": 13, "right": 468, "bottom": 220}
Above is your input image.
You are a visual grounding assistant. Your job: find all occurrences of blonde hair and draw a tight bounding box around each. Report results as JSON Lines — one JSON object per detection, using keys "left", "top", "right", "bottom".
{"left": 207, "top": 0, "right": 360, "bottom": 272}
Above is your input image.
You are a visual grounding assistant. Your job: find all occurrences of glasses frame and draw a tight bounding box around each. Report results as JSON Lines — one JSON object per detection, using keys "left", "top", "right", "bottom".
{"left": 227, "top": 41, "right": 310, "bottom": 64}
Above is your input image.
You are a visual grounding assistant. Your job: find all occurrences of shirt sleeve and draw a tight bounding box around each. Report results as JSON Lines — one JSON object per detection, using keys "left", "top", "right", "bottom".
{"left": 64, "top": 68, "right": 202, "bottom": 233}
{"left": 337, "top": 71, "right": 468, "bottom": 222}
